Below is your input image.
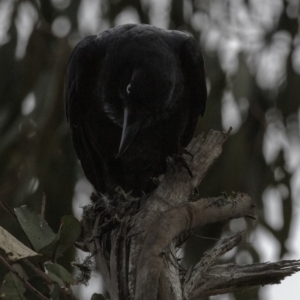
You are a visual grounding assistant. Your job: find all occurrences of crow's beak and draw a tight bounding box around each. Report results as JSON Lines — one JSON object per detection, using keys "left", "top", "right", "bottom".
{"left": 117, "top": 106, "right": 142, "bottom": 157}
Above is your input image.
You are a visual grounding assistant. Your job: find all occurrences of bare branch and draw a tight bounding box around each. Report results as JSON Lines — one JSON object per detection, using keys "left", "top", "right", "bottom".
{"left": 134, "top": 194, "right": 254, "bottom": 300}
{"left": 184, "top": 260, "right": 300, "bottom": 299}
{"left": 183, "top": 234, "right": 300, "bottom": 299}
{"left": 189, "top": 232, "right": 244, "bottom": 273}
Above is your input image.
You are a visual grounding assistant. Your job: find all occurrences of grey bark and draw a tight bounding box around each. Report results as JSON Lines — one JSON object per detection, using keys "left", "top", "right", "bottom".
{"left": 79, "top": 130, "right": 300, "bottom": 300}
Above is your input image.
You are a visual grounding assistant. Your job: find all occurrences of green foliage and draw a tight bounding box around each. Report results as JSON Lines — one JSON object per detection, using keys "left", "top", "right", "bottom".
{"left": 44, "top": 263, "right": 76, "bottom": 287}
{"left": 1, "top": 272, "right": 26, "bottom": 300}
{"left": 15, "top": 206, "right": 81, "bottom": 262}
{"left": 24, "top": 277, "right": 50, "bottom": 300}
{"left": 0, "top": 206, "right": 80, "bottom": 299}
{"left": 39, "top": 215, "right": 81, "bottom": 262}
{"left": 15, "top": 206, "right": 56, "bottom": 252}
{"left": 91, "top": 294, "right": 106, "bottom": 300}
{"left": 54, "top": 216, "right": 82, "bottom": 259}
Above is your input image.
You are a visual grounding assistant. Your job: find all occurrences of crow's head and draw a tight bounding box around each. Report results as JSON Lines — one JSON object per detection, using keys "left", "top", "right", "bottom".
{"left": 102, "top": 44, "right": 181, "bottom": 156}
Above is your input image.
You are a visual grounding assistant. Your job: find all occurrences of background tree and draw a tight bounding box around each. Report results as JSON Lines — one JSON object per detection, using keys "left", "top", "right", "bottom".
{"left": 0, "top": 0, "right": 299, "bottom": 299}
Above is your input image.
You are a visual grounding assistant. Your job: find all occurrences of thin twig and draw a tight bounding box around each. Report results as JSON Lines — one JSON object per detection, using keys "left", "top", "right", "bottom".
{"left": 0, "top": 198, "right": 17, "bottom": 219}
{"left": 184, "top": 260, "right": 300, "bottom": 299}
{"left": 23, "top": 259, "right": 78, "bottom": 300}
{"left": 41, "top": 193, "right": 46, "bottom": 219}
{"left": 23, "top": 259, "right": 52, "bottom": 284}
{"left": 0, "top": 255, "right": 49, "bottom": 300}
{"left": 134, "top": 194, "right": 254, "bottom": 300}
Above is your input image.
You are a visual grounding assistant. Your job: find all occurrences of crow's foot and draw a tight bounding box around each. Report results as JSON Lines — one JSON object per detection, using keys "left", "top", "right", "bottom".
{"left": 166, "top": 154, "right": 193, "bottom": 178}
{"left": 180, "top": 147, "right": 194, "bottom": 159}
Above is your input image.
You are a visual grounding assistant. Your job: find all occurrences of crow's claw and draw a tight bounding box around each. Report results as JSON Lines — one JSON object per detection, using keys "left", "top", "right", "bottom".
{"left": 181, "top": 147, "right": 194, "bottom": 159}
{"left": 166, "top": 156, "right": 176, "bottom": 172}
{"left": 166, "top": 154, "right": 193, "bottom": 178}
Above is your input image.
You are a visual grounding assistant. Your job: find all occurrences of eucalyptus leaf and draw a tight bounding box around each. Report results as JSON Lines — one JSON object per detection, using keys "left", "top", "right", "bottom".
{"left": 14, "top": 206, "right": 56, "bottom": 252}
{"left": 91, "top": 294, "right": 106, "bottom": 300}
{"left": 49, "top": 282, "right": 60, "bottom": 300}
{"left": 37, "top": 234, "right": 60, "bottom": 262}
{"left": 11, "top": 264, "right": 28, "bottom": 280}
{"left": 23, "top": 276, "right": 50, "bottom": 300}
{"left": 0, "top": 271, "right": 26, "bottom": 300}
{"left": 44, "top": 263, "right": 77, "bottom": 287}
{"left": 55, "top": 216, "right": 81, "bottom": 258}
{"left": 0, "top": 226, "right": 39, "bottom": 262}
{"left": 38, "top": 215, "right": 81, "bottom": 261}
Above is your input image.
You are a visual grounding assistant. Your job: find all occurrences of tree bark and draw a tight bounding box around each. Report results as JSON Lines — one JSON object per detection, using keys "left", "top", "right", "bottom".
{"left": 79, "top": 129, "right": 300, "bottom": 300}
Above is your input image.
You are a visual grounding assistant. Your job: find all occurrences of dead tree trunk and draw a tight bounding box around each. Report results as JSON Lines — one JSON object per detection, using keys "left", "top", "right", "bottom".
{"left": 78, "top": 129, "right": 300, "bottom": 300}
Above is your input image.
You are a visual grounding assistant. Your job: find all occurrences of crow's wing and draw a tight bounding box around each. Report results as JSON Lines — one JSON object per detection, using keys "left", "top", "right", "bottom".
{"left": 65, "top": 35, "right": 105, "bottom": 124}
{"left": 64, "top": 35, "right": 107, "bottom": 192}
{"left": 179, "top": 36, "right": 207, "bottom": 147}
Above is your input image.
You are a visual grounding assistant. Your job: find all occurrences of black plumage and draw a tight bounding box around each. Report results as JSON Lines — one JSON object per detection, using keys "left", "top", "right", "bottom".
{"left": 65, "top": 24, "right": 207, "bottom": 195}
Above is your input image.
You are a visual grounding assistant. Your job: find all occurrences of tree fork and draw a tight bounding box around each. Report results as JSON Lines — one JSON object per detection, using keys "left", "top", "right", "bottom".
{"left": 79, "top": 129, "right": 300, "bottom": 299}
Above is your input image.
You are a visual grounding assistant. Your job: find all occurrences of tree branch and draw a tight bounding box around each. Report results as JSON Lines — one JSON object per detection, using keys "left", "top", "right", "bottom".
{"left": 185, "top": 259, "right": 300, "bottom": 299}
{"left": 183, "top": 233, "right": 300, "bottom": 298}
{"left": 128, "top": 129, "right": 231, "bottom": 297}
{"left": 79, "top": 129, "right": 300, "bottom": 300}
{"left": 0, "top": 255, "right": 49, "bottom": 300}
{"left": 134, "top": 194, "right": 254, "bottom": 300}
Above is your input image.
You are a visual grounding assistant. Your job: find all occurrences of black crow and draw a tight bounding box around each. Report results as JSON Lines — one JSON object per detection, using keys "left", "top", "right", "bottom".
{"left": 65, "top": 24, "right": 207, "bottom": 195}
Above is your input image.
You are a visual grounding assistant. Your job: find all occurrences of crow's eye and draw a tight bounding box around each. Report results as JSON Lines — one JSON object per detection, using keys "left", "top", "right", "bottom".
{"left": 126, "top": 83, "right": 131, "bottom": 95}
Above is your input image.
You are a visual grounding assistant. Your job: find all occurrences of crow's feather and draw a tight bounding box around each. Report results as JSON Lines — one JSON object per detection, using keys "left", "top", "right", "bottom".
{"left": 65, "top": 24, "right": 207, "bottom": 195}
